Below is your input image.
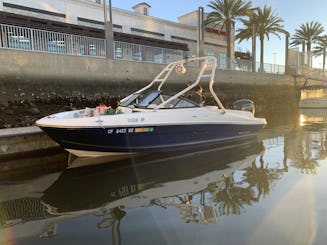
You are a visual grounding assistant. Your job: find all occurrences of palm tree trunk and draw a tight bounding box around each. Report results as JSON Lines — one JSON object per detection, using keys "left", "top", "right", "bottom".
{"left": 302, "top": 41, "right": 305, "bottom": 68}
{"left": 260, "top": 37, "right": 264, "bottom": 72}
{"left": 323, "top": 48, "right": 326, "bottom": 73}
{"left": 307, "top": 42, "right": 311, "bottom": 67}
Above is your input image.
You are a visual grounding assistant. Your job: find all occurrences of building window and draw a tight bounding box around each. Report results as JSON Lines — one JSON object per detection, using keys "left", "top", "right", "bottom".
{"left": 218, "top": 53, "right": 227, "bottom": 69}
{"left": 95, "top": 0, "right": 101, "bottom": 4}
{"left": 143, "top": 7, "right": 148, "bottom": 16}
{"left": 207, "top": 51, "right": 214, "bottom": 56}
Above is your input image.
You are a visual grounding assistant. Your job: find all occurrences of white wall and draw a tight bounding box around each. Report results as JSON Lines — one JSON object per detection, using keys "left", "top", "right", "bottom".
{"left": 1, "top": 0, "right": 227, "bottom": 56}
{"left": 178, "top": 10, "right": 198, "bottom": 26}
{"left": 3, "top": 0, "right": 65, "bottom": 20}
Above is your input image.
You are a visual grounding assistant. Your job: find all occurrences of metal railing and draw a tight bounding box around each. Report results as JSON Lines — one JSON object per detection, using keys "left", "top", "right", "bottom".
{"left": 0, "top": 24, "right": 106, "bottom": 57}
{"left": 0, "top": 23, "right": 184, "bottom": 63}
{"left": 217, "top": 57, "right": 285, "bottom": 74}
{"left": 113, "top": 41, "right": 183, "bottom": 64}
{"left": 259, "top": 62, "right": 285, "bottom": 74}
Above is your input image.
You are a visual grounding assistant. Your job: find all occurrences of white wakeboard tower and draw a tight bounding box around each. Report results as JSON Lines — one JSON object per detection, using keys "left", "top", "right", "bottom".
{"left": 120, "top": 56, "right": 226, "bottom": 112}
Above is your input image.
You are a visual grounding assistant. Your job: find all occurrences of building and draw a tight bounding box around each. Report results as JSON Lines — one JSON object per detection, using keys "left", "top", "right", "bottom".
{"left": 0, "top": 0, "right": 228, "bottom": 62}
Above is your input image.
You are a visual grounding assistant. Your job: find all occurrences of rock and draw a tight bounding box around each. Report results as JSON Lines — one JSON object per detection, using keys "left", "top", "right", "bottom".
{"left": 28, "top": 102, "right": 36, "bottom": 107}
{"left": 0, "top": 100, "right": 9, "bottom": 108}
{"left": 4, "top": 109, "right": 14, "bottom": 115}
{"left": 29, "top": 107, "right": 41, "bottom": 115}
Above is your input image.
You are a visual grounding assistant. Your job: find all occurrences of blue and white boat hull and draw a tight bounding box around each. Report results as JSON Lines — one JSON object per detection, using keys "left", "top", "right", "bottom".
{"left": 37, "top": 107, "right": 266, "bottom": 157}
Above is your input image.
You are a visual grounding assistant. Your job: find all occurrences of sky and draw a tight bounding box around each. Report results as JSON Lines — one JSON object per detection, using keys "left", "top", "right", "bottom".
{"left": 111, "top": 0, "right": 327, "bottom": 67}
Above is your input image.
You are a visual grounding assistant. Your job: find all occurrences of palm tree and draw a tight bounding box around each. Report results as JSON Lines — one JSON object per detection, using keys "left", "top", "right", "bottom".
{"left": 291, "top": 21, "right": 324, "bottom": 67}
{"left": 242, "top": 157, "right": 282, "bottom": 199}
{"left": 205, "top": 0, "right": 253, "bottom": 62}
{"left": 214, "top": 176, "right": 258, "bottom": 216}
{"left": 312, "top": 35, "right": 327, "bottom": 72}
{"left": 236, "top": 5, "right": 286, "bottom": 71}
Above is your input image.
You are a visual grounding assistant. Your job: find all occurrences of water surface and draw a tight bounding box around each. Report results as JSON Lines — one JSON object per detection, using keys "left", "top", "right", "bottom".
{"left": 1, "top": 107, "right": 327, "bottom": 245}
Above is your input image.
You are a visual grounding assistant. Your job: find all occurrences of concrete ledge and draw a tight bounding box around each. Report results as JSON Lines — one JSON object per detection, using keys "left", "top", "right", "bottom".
{"left": 0, "top": 126, "right": 67, "bottom": 178}
{"left": 0, "top": 126, "right": 58, "bottom": 156}
{"left": 0, "top": 126, "right": 42, "bottom": 139}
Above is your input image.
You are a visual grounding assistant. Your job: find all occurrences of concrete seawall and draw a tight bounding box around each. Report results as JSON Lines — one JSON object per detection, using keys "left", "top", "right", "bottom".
{"left": 0, "top": 48, "right": 293, "bottom": 85}
{"left": 0, "top": 48, "right": 295, "bottom": 112}
{"left": 0, "top": 48, "right": 165, "bottom": 83}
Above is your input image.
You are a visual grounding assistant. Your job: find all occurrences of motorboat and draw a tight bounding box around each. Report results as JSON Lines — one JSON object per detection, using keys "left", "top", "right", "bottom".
{"left": 36, "top": 56, "right": 266, "bottom": 157}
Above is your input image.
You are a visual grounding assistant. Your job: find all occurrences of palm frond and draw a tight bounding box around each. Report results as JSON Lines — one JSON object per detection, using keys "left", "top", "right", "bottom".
{"left": 205, "top": 0, "right": 253, "bottom": 58}
{"left": 235, "top": 5, "right": 286, "bottom": 64}
{"left": 290, "top": 21, "right": 325, "bottom": 50}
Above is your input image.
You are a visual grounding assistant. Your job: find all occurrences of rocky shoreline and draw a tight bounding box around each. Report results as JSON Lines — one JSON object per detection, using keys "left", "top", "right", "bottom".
{"left": 0, "top": 96, "right": 118, "bottom": 129}
{"left": 0, "top": 81, "right": 297, "bottom": 129}
{"left": 0, "top": 93, "right": 220, "bottom": 129}
{"left": 0, "top": 80, "right": 141, "bottom": 129}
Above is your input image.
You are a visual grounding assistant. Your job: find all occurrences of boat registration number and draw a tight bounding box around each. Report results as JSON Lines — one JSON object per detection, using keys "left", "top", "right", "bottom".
{"left": 107, "top": 127, "right": 154, "bottom": 134}
{"left": 127, "top": 117, "right": 145, "bottom": 123}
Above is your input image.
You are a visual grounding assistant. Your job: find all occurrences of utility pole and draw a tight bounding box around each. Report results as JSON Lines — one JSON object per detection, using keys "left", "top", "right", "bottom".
{"left": 273, "top": 52, "right": 277, "bottom": 73}
{"left": 197, "top": 7, "right": 205, "bottom": 58}
{"left": 284, "top": 33, "right": 289, "bottom": 74}
{"left": 64, "top": 0, "right": 68, "bottom": 22}
{"left": 104, "top": 0, "right": 114, "bottom": 59}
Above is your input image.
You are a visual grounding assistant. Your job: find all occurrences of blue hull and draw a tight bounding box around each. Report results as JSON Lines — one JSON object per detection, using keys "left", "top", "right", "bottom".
{"left": 39, "top": 124, "right": 263, "bottom": 153}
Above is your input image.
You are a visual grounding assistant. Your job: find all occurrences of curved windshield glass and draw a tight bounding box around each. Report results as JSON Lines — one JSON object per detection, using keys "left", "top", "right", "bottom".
{"left": 121, "top": 93, "right": 142, "bottom": 107}
{"left": 143, "top": 94, "right": 198, "bottom": 109}
{"left": 136, "top": 91, "right": 162, "bottom": 108}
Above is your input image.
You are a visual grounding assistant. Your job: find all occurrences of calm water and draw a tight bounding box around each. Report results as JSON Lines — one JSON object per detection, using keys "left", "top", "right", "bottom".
{"left": 1, "top": 107, "right": 327, "bottom": 245}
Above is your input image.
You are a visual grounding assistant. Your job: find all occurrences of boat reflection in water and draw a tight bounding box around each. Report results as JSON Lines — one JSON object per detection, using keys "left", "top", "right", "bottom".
{"left": 0, "top": 139, "right": 265, "bottom": 241}
{"left": 43, "top": 139, "right": 264, "bottom": 213}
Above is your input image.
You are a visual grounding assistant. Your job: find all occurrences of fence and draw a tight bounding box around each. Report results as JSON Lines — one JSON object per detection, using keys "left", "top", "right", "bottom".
{"left": 113, "top": 41, "right": 183, "bottom": 64}
{"left": 0, "top": 23, "right": 285, "bottom": 74}
{"left": 0, "top": 23, "right": 183, "bottom": 63}
{"left": 0, "top": 24, "right": 106, "bottom": 57}
{"left": 217, "top": 57, "right": 285, "bottom": 74}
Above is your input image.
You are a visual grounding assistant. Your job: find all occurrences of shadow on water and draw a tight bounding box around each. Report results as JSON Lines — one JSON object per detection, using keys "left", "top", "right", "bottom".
{"left": 0, "top": 147, "right": 68, "bottom": 180}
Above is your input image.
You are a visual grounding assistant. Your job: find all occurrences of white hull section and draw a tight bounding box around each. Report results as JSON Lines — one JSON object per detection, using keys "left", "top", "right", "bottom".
{"left": 37, "top": 107, "right": 265, "bottom": 129}
{"left": 66, "top": 149, "right": 135, "bottom": 158}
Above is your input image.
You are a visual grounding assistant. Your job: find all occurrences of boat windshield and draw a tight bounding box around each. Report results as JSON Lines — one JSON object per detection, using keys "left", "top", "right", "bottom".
{"left": 136, "top": 91, "right": 162, "bottom": 108}
{"left": 120, "top": 93, "right": 142, "bottom": 107}
{"left": 134, "top": 91, "right": 198, "bottom": 109}
{"left": 151, "top": 95, "right": 198, "bottom": 108}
